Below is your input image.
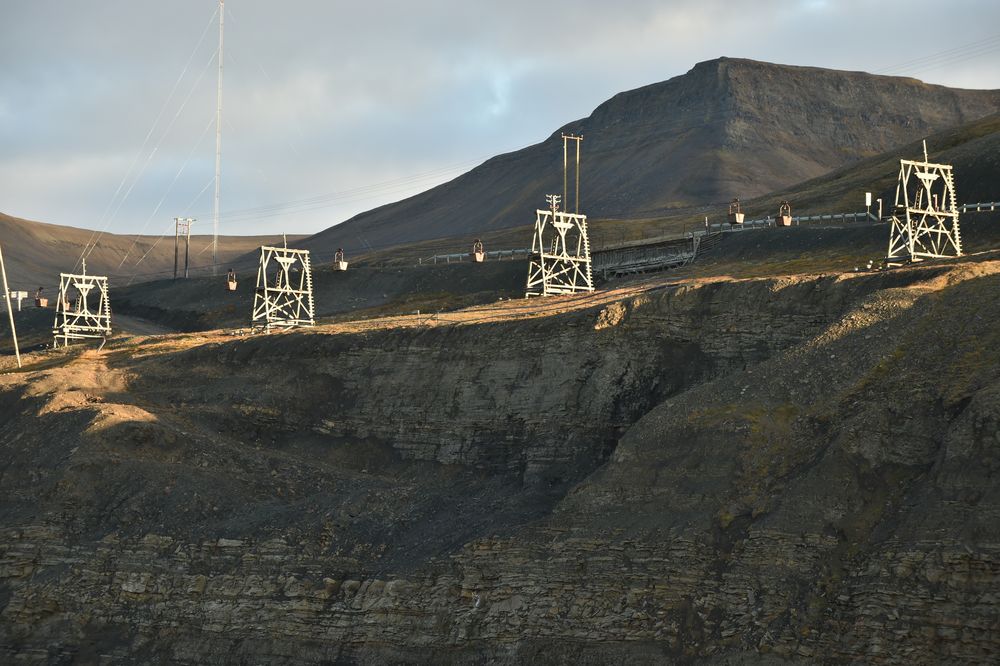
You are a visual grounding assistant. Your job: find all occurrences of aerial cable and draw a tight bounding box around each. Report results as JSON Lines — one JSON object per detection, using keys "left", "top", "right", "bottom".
{"left": 180, "top": 177, "right": 217, "bottom": 215}
{"left": 903, "top": 42, "right": 1000, "bottom": 77}
{"left": 75, "top": 6, "right": 220, "bottom": 270}
{"left": 211, "top": 172, "right": 483, "bottom": 223}
{"left": 124, "top": 220, "right": 176, "bottom": 284}
{"left": 192, "top": 156, "right": 497, "bottom": 222}
{"left": 886, "top": 41, "right": 1000, "bottom": 77}
{"left": 118, "top": 112, "right": 216, "bottom": 269}
{"left": 210, "top": 176, "right": 485, "bottom": 224}
{"left": 85, "top": 46, "right": 218, "bottom": 261}
{"left": 874, "top": 32, "right": 1000, "bottom": 75}
{"left": 220, "top": 4, "right": 307, "bottom": 158}
{"left": 84, "top": 41, "right": 217, "bottom": 263}
{"left": 874, "top": 32, "right": 1000, "bottom": 74}
{"left": 190, "top": 113, "right": 737, "bottom": 225}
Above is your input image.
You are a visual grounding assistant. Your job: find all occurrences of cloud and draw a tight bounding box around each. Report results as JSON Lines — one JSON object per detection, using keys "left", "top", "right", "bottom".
{"left": 1, "top": 0, "right": 999, "bottom": 236}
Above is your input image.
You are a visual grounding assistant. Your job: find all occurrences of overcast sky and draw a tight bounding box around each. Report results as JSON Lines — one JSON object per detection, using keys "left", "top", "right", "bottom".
{"left": 2, "top": 0, "right": 999, "bottom": 240}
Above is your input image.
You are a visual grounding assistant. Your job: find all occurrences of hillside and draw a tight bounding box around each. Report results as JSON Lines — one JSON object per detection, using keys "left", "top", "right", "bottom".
{"left": 745, "top": 112, "right": 1000, "bottom": 219}
{"left": 586, "top": 111, "right": 1000, "bottom": 247}
{"left": 273, "top": 112, "right": 1000, "bottom": 268}
{"left": 0, "top": 212, "right": 303, "bottom": 292}
{"left": 98, "top": 110, "right": 1000, "bottom": 338}
{"left": 302, "top": 58, "right": 1000, "bottom": 254}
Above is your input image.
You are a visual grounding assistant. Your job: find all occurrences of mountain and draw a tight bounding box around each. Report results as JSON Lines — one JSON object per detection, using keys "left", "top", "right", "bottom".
{"left": 0, "top": 212, "right": 302, "bottom": 292}
{"left": 303, "top": 58, "right": 1000, "bottom": 254}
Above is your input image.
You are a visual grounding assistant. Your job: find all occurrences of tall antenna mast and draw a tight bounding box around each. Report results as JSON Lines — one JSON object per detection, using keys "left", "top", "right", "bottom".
{"left": 212, "top": 0, "right": 225, "bottom": 276}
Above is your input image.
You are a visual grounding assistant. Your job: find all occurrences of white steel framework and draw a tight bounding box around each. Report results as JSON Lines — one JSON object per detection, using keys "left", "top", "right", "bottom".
{"left": 525, "top": 197, "right": 594, "bottom": 297}
{"left": 887, "top": 143, "right": 962, "bottom": 263}
{"left": 53, "top": 261, "right": 111, "bottom": 347}
{"left": 251, "top": 246, "right": 315, "bottom": 331}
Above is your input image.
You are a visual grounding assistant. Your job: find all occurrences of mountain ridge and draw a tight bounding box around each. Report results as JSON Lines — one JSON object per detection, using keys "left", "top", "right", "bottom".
{"left": 302, "top": 57, "right": 1000, "bottom": 253}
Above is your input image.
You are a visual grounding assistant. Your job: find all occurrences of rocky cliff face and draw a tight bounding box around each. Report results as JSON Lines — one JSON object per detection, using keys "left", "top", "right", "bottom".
{"left": 1, "top": 260, "right": 999, "bottom": 663}
{"left": 304, "top": 58, "right": 1000, "bottom": 252}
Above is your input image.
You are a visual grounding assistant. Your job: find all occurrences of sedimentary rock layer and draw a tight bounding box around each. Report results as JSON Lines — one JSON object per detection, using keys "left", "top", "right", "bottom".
{"left": 2, "top": 262, "right": 998, "bottom": 663}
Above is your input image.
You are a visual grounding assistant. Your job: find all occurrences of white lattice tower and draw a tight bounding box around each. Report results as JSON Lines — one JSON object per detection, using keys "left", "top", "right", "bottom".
{"left": 251, "top": 245, "right": 315, "bottom": 332}
{"left": 52, "top": 259, "right": 112, "bottom": 347}
{"left": 887, "top": 143, "right": 962, "bottom": 263}
{"left": 525, "top": 200, "right": 594, "bottom": 297}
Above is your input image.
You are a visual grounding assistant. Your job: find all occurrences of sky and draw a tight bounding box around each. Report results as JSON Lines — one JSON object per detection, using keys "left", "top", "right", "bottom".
{"left": 1, "top": 0, "right": 999, "bottom": 240}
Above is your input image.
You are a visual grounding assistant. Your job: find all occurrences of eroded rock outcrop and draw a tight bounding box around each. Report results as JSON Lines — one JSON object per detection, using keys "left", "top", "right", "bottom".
{"left": 1, "top": 263, "right": 998, "bottom": 663}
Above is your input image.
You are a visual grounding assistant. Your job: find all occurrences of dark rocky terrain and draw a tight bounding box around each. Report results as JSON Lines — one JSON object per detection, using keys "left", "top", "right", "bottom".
{"left": 1, "top": 253, "right": 999, "bottom": 663}
{"left": 111, "top": 259, "right": 528, "bottom": 332}
{"left": 302, "top": 58, "right": 1000, "bottom": 253}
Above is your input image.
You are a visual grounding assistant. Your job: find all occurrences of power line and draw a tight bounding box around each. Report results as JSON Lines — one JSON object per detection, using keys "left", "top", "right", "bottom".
{"left": 189, "top": 155, "right": 498, "bottom": 222}
{"left": 190, "top": 113, "right": 727, "bottom": 226}
{"left": 117, "top": 112, "right": 217, "bottom": 269}
{"left": 874, "top": 32, "right": 1000, "bottom": 75}
{"left": 83, "top": 43, "right": 219, "bottom": 263}
{"left": 181, "top": 177, "right": 217, "bottom": 216}
{"left": 76, "top": 6, "right": 220, "bottom": 270}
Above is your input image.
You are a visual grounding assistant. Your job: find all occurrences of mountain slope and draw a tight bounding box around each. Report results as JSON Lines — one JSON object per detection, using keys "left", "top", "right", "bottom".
{"left": 304, "top": 58, "right": 1000, "bottom": 253}
{"left": 738, "top": 112, "right": 1000, "bottom": 219}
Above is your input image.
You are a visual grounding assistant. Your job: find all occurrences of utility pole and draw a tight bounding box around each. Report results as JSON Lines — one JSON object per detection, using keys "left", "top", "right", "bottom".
{"left": 212, "top": 0, "right": 225, "bottom": 276}
{"left": 174, "top": 217, "right": 195, "bottom": 279}
{"left": 563, "top": 137, "right": 568, "bottom": 211}
{"left": 0, "top": 244, "right": 22, "bottom": 368}
{"left": 561, "top": 134, "right": 583, "bottom": 213}
{"left": 185, "top": 221, "right": 192, "bottom": 278}
{"left": 575, "top": 136, "right": 581, "bottom": 214}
